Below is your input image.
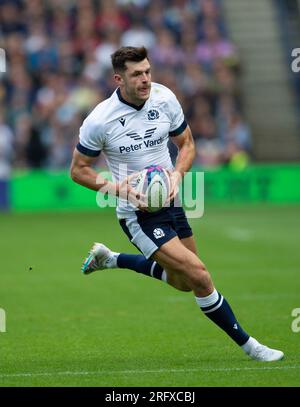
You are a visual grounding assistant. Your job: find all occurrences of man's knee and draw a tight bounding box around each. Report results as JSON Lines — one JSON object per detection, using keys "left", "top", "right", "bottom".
{"left": 173, "top": 257, "right": 207, "bottom": 276}
{"left": 172, "top": 258, "right": 211, "bottom": 288}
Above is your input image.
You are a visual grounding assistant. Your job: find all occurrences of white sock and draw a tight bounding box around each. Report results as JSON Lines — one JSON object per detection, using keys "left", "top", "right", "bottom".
{"left": 241, "top": 336, "right": 260, "bottom": 354}
{"left": 195, "top": 288, "right": 219, "bottom": 308}
{"left": 161, "top": 270, "right": 167, "bottom": 282}
{"left": 105, "top": 252, "right": 119, "bottom": 268}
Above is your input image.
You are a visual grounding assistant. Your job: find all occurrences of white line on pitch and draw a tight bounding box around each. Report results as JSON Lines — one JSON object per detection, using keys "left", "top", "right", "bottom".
{"left": 0, "top": 365, "right": 299, "bottom": 379}
{"left": 226, "top": 228, "right": 253, "bottom": 241}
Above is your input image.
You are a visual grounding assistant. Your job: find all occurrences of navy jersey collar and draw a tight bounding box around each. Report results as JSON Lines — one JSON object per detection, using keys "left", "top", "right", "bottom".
{"left": 117, "top": 88, "right": 146, "bottom": 111}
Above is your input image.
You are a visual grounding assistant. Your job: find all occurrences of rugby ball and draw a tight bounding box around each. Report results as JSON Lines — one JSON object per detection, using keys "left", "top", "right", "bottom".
{"left": 135, "top": 165, "right": 170, "bottom": 212}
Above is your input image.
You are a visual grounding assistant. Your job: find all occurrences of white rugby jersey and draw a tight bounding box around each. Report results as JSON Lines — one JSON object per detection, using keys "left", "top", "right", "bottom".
{"left": 77, "top": 82, "right": 187, "bottom": 217}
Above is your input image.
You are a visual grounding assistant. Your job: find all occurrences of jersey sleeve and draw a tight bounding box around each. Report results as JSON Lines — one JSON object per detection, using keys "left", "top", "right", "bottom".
{"left": 168, "top": 91, "right": 187, "bottom": 137}
{"left": 76, "top": 117, "right": 103, "bottom": 157}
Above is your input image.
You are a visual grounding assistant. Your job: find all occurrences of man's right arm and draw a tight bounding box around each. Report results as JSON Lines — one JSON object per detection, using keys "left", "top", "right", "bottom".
{"left": 70, "top": 148, "right": 145, "bottom": 208}
{"left": 70, "top": 148, "right": 111, "bottom": 192}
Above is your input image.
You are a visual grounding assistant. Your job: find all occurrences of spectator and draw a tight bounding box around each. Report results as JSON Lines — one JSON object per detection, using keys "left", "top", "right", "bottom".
{"left": 222, "top": 111, "right": 252, "bottom": 165}
{"left": 121, "top": 20, "right": 156, "bottom": 49}
{"left": 94, "top": 29, "right": 120, "bottom": 80}
{"left": 196, "top": 20, "right": 238, "bottom": 70}
{"left": 150, "top": 28, "right": 183, "bottom": 67}
{"left": 25, "top": 125, "right": 48, "bottom": 168}
{"left": 0, "top": 112, "right": 14, "bottom": 178}
{"left": 193, "top": 114, "right": 224, "bottom": 167}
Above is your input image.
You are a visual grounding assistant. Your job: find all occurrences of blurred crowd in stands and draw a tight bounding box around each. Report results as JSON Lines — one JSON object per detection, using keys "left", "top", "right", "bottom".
{"left": 0, "top": 0, "right": 252, "bottom": 178}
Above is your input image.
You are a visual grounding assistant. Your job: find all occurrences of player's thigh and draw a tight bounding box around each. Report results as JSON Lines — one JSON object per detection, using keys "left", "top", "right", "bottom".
{"left": 151, "top": 236, "right": 205, "bottom": 278}
{"left": 150, "top": 237, "right": 193, "bottom": 291}
{"left": 180, "top": 236, "right": 198, "bottom": 255}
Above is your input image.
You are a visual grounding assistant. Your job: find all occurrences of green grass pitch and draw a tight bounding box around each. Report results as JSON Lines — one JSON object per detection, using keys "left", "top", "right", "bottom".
{"left": 0, "top": 204, "right": 299, "bottom": 387}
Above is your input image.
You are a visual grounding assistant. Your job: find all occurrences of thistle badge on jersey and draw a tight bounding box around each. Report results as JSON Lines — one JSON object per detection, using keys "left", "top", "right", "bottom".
{"left": 147, "top": 109, "right": 159, "bottom": 120}
{"left": 153, "top": 228, "right": 165, "bottom": 239}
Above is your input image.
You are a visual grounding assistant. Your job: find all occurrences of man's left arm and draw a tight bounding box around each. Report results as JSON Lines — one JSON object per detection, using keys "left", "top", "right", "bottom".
{"left": 169, "top": 125, "right": 196, "bottom": 199}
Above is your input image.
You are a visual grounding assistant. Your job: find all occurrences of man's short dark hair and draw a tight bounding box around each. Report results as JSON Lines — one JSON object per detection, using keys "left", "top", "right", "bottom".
{"left": 111, "top": 46, "right": 148, "bottom": 73}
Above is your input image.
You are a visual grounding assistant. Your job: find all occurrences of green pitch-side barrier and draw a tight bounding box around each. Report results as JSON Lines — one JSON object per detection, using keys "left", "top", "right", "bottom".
{"left": 9, "top": 164, "right": 300, "bottom": 211}
{"left": 191, "top": 164, "right": 300, "bottom": 203}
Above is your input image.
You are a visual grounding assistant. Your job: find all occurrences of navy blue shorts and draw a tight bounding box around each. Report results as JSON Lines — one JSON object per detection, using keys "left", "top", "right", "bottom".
{"left": 119, "top": 204, "right": 193, "bottom": 259}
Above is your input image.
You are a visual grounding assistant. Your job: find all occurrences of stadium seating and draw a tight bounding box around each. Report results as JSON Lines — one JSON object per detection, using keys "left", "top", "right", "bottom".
{"left": 0, "top": 0, "right": 251, "bottom": 173}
